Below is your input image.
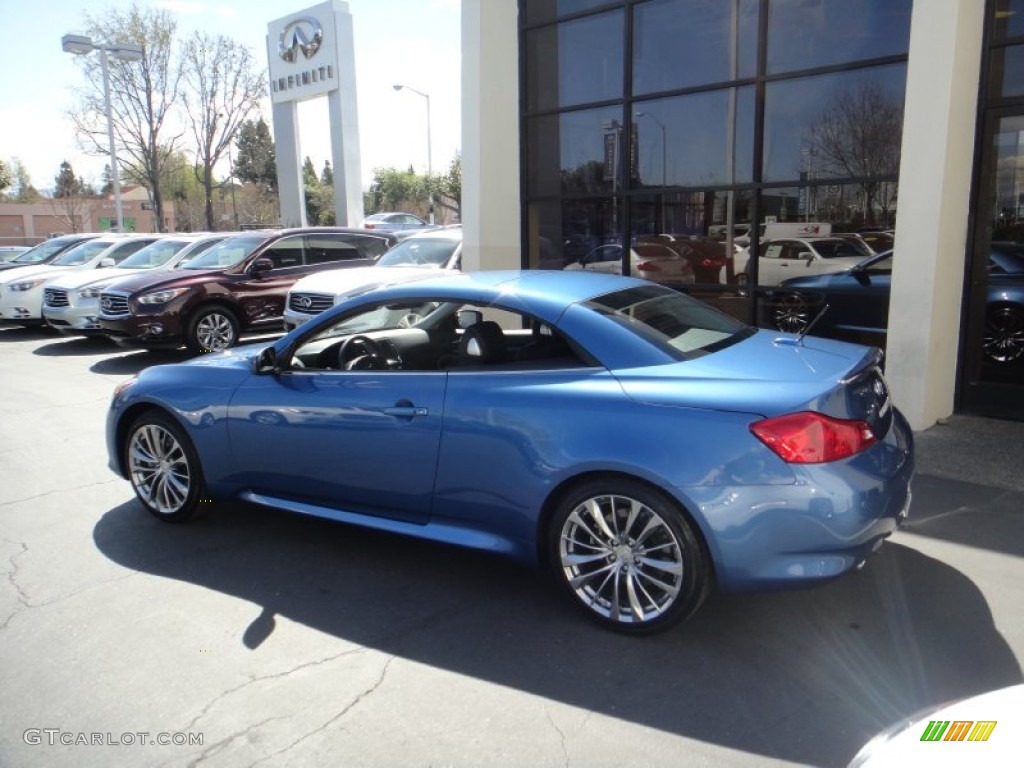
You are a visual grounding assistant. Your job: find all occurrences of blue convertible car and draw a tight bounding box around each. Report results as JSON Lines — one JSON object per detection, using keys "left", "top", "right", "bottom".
{"left": 107, "top": 270, "right": 913, "bottom": 633}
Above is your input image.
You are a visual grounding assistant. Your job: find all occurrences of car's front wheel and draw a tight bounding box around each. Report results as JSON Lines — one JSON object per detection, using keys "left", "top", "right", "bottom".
{"left": 124, "top": 411, "right": 204, "bottom": 522}
{"left": 187, "top": 306, "right": 239, "bottom": 353}
{"left": 549, "top": 478, "right": 711, "bottom": 634}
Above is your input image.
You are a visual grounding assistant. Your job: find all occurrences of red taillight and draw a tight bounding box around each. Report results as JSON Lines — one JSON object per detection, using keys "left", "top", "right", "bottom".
{"left": 365, "top": 223, "right": 376, "bottom": 229}
{"left": 750, "top": 411, "right": 876, "bottom": 464}
{"left": 635, "top": 261, "right": 661, "bottom": 272}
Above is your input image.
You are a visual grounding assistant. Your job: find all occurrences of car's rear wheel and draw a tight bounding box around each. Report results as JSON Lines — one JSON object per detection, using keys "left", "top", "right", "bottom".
{"left": 124, "top": 411, "right": 204, "bottom": 522}
{"left": 983, "top": 305, "right": 1024, "bottom": 363}
{"left": 735, "top": 272, "right": 749, "bottom": 297}
{"left": 549, "top": 478, "right": 710, "bottom": 634}
{"left": 187, "top": 306, "right": 239, "bottom": 353}
{"left": 773, "top": 293, "right": 811, "bottom": 333}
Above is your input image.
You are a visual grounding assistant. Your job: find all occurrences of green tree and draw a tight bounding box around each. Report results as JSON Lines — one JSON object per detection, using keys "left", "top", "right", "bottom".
{"left": 7, "top": 159, "right": 40, "bottom": 203}
{"left": 233, "top": 118, "right": 277, "bottom": 191}
{"left": 438, "top": 153, "right": 461, "bottom": 220}
{"left": 320, "top": 160, "right": 333, "bottom": 187}
{"left": 50, "top": 160, "right": 96, "bottom": 232}
{"left": 0, "top": 159, "right": 11, "bottom": 196}
{"left": 364, "top": 166, "right": 425, "bottom": 216}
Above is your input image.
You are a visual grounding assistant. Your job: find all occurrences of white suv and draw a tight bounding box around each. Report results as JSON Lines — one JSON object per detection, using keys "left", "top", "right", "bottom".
{"left": 284, "top": 227, "right": 462, "bottom": 330}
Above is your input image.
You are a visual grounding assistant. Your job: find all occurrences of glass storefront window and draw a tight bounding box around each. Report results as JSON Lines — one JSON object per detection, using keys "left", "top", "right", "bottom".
{"left": 766, "top": 0, "right": 911, "bottom": 74}
{"left": 634, "top": 87, "right": 755, "bottom": 187}
{"left": 993, "top": 0, "right": 1024, "bottom": 39}
{"left": 524, "top": 10, "right": 624, "bottom": 112}
{"left": 524, "top": 0, "right": 619, "bottom": 26}
{"left": 989, "top": 44, "right": 1024, "bottom": 98}
{"left": 526, "top": 106, "right": 625, "bottom": 197}
{"left": 763, "top": 64, "right": 906, "bottom": 183}
{"left": 526, "top": 198, "right": 623, "bottom": 271}
{"left": 632, "top": 0, "right": 759, "bottom": 95}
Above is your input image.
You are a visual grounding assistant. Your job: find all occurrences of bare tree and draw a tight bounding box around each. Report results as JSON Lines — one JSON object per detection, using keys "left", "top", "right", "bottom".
{"left": 69, "top": 3, "right": 184, "bottom": 230}
{"left": 181, "top": 32, "right": 266, "bottom": 230}
{"left": 804, "top": 81, "right": 903, "bottom": 226}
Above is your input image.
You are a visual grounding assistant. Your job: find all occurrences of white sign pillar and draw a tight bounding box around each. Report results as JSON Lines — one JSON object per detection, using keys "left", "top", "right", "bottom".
{"left": 267, "top": 0, "right": 363, "bottom": 227}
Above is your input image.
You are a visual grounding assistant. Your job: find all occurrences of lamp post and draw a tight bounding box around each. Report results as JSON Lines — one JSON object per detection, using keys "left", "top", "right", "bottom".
{"left": 635, "top": 112, "right": 667, "bottom": 187}
{"left": 61, "top": 34, "right": 143, "bottom": 233}
{"left": 392, "top": 84, "right": 434, "bottom": 224}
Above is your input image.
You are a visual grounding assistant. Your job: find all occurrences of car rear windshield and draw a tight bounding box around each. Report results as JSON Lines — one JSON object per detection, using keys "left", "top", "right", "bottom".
{"left": 180, "top": 235, "right": 265, "bottom": 270}
{"left": 585, "top": 284, "right": 754, "bottom": 359}
{"left": 377, "top": 238, "right": 458, "bottom": 268}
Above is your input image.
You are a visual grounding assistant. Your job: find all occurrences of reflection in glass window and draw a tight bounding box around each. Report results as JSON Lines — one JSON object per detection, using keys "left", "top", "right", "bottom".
{"left": 758, "top": 183, "right": 897, "bottom": 233}
{"left": 526, "top": 198, "right": 621, "bottom": 270}
{"left": 634, "top": 87, "right": 755, "bottom": 187}
{"left": 989, "top": 44, "right": 1024, "bottom": 99}
{"left": 763, "top": 64, "right": 905, "bottom": 183}
{"left": 633, "top": 0, "right": 758, "bottom": 94}
{"left": 524, "top": 0, "right": 619, "bottom": 26}
{"left": 526, "top": 106, "right": 623, "bottom": 197}
{"left": 766, "top": 0, "right": 911, "bottom": 74}
{"left": 524, "top": 10, "right": 624, "bottom": 112}
{"left": 993, "top": 0, "right": 1024, "bottom": 39}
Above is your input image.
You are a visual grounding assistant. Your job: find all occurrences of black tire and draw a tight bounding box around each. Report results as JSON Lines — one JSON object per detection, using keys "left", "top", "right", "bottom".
{"left": 186, "top": 306, "right": 239, "bottom": 353}
{"left": 123, "top": 411, "right": 205, "bottom": 522}
{"left": 773, "top": 293, "right": 811, "bottom": 333}
{"left": 983, "top": 305, "right": 1024, "bottom": 363}
{"left": 548, "top": 477, "right": 711, "bottom": 634}
{"left": 735, "top": 272, "right": 749, "bottom": 298}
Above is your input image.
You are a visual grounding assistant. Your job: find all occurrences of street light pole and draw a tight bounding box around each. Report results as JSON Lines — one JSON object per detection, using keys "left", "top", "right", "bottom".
{"left": 61, "top": 34, "right": 143, "bottom": 233}
{"left": 392, "top": 84, "right": 434, "bottom": 224}
{"left": 635, "top": 112, "right": 667, "bottom": 186}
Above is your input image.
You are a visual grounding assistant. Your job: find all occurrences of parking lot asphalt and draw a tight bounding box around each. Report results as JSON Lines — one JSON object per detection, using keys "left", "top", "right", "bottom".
{"left": 1, "top": 326, "right": 1022, "bottom": 768}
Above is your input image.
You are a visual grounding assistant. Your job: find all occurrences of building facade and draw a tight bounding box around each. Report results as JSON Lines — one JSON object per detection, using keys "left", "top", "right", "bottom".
{"left": 462, "top": 0, "right": 1024, "bottom": 428}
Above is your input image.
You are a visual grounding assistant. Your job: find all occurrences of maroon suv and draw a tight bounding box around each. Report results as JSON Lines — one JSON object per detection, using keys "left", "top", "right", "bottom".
{"left": 98, "top": 228, "right": 397, "bottom": 352}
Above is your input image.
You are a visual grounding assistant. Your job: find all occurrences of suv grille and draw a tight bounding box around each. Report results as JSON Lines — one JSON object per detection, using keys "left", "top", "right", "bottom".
{"left": 44, "top": 289, "right": 70, "bottom": 308}
{"left": 289, "top": 292, "right": 335, "bottom": 315}
{"left": 100, "top": 293, "right": 130, "bottom": 317}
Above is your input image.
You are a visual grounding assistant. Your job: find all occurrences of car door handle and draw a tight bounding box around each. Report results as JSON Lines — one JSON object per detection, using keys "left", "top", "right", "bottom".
{"left": 382, "top": 405, "right": 429, "bottom": 418}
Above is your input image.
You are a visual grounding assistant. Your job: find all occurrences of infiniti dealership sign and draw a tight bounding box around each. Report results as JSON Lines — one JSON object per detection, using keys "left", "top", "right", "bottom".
{"left": 267, "top": 4, "right": 340, "bottom": 103}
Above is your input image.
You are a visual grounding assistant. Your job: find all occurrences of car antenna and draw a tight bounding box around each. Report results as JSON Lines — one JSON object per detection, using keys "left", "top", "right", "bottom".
{"left": 796, "top": 303, "right": 829, "bottom": 345}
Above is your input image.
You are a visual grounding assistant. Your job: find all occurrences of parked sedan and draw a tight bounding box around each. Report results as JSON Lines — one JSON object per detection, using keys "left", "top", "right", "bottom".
{"left": 361, "top": 211, "right": 440, "bottom": 237}
{"left": 767, "top": 247, "right": 1024, "bottom": 363}
{"left": 564, "top": 243, "right": 696, "bottom": 286}
{"left": 107, "top": 270, "right": 913, "bottom": 634}
{"left": 98, "top": 228, "right": 396, "bottom": 352}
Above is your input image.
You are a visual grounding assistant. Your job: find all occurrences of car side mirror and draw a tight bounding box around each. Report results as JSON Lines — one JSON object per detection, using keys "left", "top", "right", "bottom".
{"left": 255, "top": 346, "right": 278, "bottom": 374}
{"left": 250, "top": 257, "right": 275, "bottom": 276}
{"left": 799, "top": 252, "right": 814, "bottom": 264}
{"left": 99, "top": 257, "right": 116, "bottom": 268}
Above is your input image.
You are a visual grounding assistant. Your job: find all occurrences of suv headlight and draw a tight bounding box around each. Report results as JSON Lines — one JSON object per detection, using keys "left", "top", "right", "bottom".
{"left": 78, "top": 286, "right": 104, "bottom": 299}
{"left": 138, "top": 287, "right": 189, "bottom": 304}
{"left": 9, "top": 278, "right": 48, "bottom": 292}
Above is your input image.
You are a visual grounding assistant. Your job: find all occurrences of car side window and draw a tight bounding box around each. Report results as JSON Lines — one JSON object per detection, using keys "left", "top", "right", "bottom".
{"left": 764, "top": 243, "right": 785, "bottom": 260}
{"left": 304, "top": 235, "right": 367, "bottom": 265}
{"left": 261, "top": 236, "right": 305, "bottom": 268}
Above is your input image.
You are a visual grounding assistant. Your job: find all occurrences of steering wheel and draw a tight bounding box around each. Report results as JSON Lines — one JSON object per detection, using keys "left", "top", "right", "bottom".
{"left": 337, "top": 335, "right": 387, "bottom": 370}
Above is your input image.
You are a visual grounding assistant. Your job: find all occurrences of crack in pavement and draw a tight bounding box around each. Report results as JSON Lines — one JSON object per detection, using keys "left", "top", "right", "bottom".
{"left": 1, "top": 540, "right": 31, "bottom": 631}
{"left": 546, "top": 707, "right": 571, "bottom": 768}
{"left": 0, "top": 478, "right": 122, "bottom": 509}
{"left": 183, "top": 715, "right": 288, "bottom": 768}
{"left": 246, "top": 655, "right": 396, "bottom": 768}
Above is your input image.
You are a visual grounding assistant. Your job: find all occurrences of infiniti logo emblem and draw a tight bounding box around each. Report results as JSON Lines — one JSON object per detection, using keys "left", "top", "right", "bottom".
{"left": 278, "top": 17, "right": 323, "bottom": 62}
{"left": 299, "top": 296, "right": 313, "bottom": 310}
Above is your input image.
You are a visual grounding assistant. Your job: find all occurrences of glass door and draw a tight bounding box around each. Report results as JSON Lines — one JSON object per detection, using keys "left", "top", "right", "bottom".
{"left": 961, "top": 110, "right": 1024, "bottom": 419}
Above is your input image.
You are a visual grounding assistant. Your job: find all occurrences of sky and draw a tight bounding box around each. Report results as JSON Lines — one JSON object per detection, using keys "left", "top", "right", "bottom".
{"left": 0, "top": 0, "right": 461, "bottom": 193}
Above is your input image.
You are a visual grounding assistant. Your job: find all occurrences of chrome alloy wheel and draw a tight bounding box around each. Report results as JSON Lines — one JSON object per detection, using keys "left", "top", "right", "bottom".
{"left": 128, "top": 423, "right": 192, "bottom": 516}
{"left": 195, "top": 311, "right": 236, "bottom": 351}
{"left": 773, "top": 293, "right": 811, "bottom": 333}
{"left": 558, "top": 494, "right": 685, "bottom": 625}
{"left": 983, "top": 306, "right": 1024, "bottom": 363}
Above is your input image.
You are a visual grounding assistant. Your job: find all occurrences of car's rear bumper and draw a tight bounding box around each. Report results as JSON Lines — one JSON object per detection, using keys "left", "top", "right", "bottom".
{"left": 683, "top": 408, "right": 914, "bottom": 591}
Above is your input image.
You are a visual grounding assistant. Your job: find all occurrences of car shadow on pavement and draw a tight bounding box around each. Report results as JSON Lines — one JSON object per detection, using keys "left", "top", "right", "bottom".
{"left": 90, "top": 349, "right": 194, "bottom": 375}
{"left": 93, "top": 499, "right": 1022, "bottom": 768}
{"left": 32, "top": 336, "right": 117, "bottom": 356}
{"left": 0, "top": 326, "right": 53, "bottom": 342}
